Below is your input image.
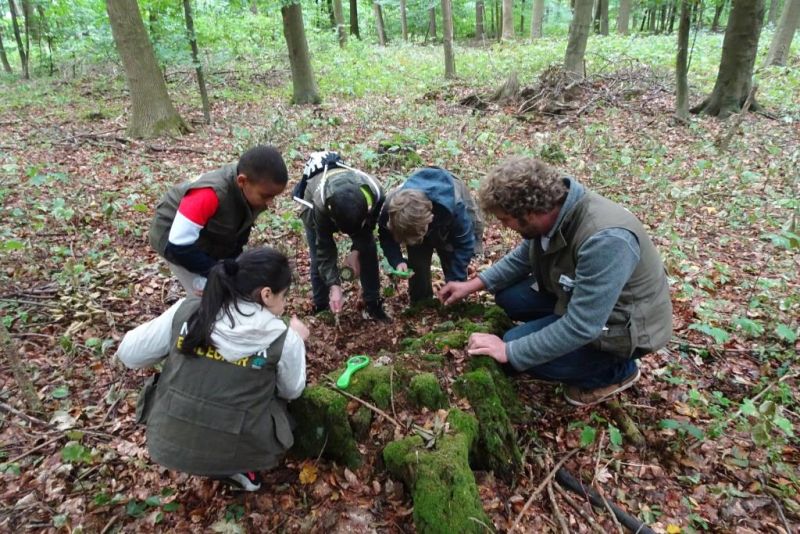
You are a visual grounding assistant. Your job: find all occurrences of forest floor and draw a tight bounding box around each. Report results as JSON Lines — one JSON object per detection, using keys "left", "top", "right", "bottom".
{"left": 0, "top": 44, "right": 799, "bottom": 533}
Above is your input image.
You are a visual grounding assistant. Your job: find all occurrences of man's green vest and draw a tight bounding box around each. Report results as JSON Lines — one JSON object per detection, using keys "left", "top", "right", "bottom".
{"left": 135, "top": 298, "right": 292, "bottom": 476}
{"left": 148, "top": 163, "right": 261, "bottom": 260}
{"left": 530, "top": 191, "right": 672, "bottom": 359}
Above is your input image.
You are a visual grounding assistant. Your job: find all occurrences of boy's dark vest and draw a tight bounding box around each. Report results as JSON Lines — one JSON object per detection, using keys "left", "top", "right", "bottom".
{"left": 531, "top": 191, "right": 672, "bottom": 359}
{"left": 300, "top": 167, "right": 384, "bottom": 225}
{"left": 148, "top": 163, "right": 261, "bottom": 261}
{"left": 136, "top": 298, "right": 292, "bottom": 476}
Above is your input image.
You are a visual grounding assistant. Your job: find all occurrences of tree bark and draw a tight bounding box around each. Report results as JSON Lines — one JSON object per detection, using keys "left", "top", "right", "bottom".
{"left": 667, "top": 0, "right": 678, "bottom": 33}
{"left": 21, "top": 0, "right": 30, "bottom": 70}
{"left": 564, "top": 0, "right": 593, "bottom": 77}
{"left": 711, "top": 0, "right": 726, "bottom": 32}
{"left": 531, "top": 0, "right": 544, "bottom": 38}
{"left": 476, "top": 0, "right": 486, "bottom": 39}
{"left": 519, "top": 0, "right": 525, "bottom": 34}
{"left": 182, "top": 0, "right": 210, "bottom": 124}
{"left": 428, "top": 7, "right": 437, "bottom": 41}
{"left": 106, "top": 0, "right": 188, "bottom": 138}
{"left": 326, "top": 0, "right": 337, "bottom": 28}
{"left": 8, "top": 0, "right": 28, "bottom": 78}
{"left": 617, "top": 0, "right": 630, "bottom": 34}
{"left": 691, "top": 0, "right": 765, "bottom": 118}
{"left": 768, "top": 0, "right": 781, "bottom": 24}
{"left": 399, "top": 0, "right": 408, "bottom": 41}
{"left": 598, "top": 0, "right": 609, "bottom": 34}
{"left": 442, "top": 0, "right": 455, "bottom": 78}
{"left": 502, "top": 0, "right": 515, "bottom": 39}
{"left": 333, "top": 0, "right": 347, "bottom": 47}
{"left": 281, "top": 2, "right": 321, "bottom": 104}
{"left": 766, "top": 0, "right": 800, "bottom": 65}
{"left": 676, "top": 0, "right": 691, "bottom": 119}
{"left": 350, "top": 0, "right": 360, "bottom": 38}
{"left": 0, "top": 21, "right": 13, "bottom": 73}
{"left": 373, "top": 1, "right": 386, "bottom": 45}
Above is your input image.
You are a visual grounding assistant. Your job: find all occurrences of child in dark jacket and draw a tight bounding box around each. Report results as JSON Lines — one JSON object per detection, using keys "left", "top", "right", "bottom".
{"left": 149, "top": 145, "right": 288, "bottom": 294}
{"left": 378, "top": 167, "right": 483, "bottom": 304}
{"left": 116, "top": 247, "right": 308, "bottom": 491}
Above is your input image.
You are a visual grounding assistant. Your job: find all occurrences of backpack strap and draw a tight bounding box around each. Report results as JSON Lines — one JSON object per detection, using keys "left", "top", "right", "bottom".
{"left": 265, "top": 329, "right": 289, "bottom": 366}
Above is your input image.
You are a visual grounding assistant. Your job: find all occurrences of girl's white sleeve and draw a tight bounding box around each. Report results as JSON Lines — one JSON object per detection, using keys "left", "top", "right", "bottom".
{"left": 115, "top": 299, "right": 184, "bottom": 369}
{"left": 276, "top": 328, "right": 307, "bottom": 400}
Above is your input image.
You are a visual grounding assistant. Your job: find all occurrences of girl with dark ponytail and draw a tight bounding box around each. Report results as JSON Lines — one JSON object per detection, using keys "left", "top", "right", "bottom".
{"left": 116, "top": 247, "right": 309, "bottom": 492}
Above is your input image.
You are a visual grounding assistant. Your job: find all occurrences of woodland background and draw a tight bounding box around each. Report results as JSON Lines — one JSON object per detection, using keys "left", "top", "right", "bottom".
{"left": 0, "top": 0, "right": 798, "bottom": 532}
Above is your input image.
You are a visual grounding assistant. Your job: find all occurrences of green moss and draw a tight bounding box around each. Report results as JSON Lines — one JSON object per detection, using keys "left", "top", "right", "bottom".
{"left": 467, "top": 356, "right": 525, "bottom": 423}
{"left": 456, "top": 368, "right": 522, "bottom": 482}
{"left": 383, "top": 410, "right": 492, "bottom": 534}
{"left": 421, "top": 353, "right": 445, "bottom": 367}
{"left": 482, "top": 305, "right": 514, "bottom": 336}
{"left": 289, "top": 386, "right": 361, "bottom": 468}
{"left": 409, "top": 373, "right": 447, "bottom": 410}
{"left": 336, "top": 364, "right": 393, "bottom": 410}
{"left": 351, "top": 405, "right": 373, "bottom": 440}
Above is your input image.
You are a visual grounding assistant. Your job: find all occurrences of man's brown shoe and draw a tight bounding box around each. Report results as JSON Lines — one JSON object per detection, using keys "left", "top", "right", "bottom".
{"left": 564, "top": 368, "right": 641, "bottom": 407}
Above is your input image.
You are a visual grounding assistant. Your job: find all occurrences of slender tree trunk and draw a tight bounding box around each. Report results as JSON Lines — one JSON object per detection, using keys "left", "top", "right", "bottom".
{"left": 106, "top": 0, "right": 188, "bottom": 137}
{"left": 373, "top": 1, "right": 386, "bottom": 45}
{"left": 599, "top": 0, "right": 608, "bottom": 34}
{"left": 667, "top": 0, "right": 678, "bottom": 33}
{"left": 617, "top": 0, "right": 630, "bottom": 34}
{"left": 768, "top": 0, "right": 781, "bottom": 24}
{"left": 564, "top": 0, "right": 593, "bottom": 77}
{"left": 502, "top": 0, "right": 515, "bottom": 39}
{"left": 531, "top": 0, "right": 544, "bottom": 37}
{"left": 333, "top": 0, "right": 347, "bottom": 46}
{"left": 0, "top": 26, "right": 12, "bottom": 73}
{"left": 442, "top": 0, "right": 455, "bottom": 78}
{"left": 399, "top": 0, "right": 408, "bottom": 40}
{"left": 519, "top": 0, "right": 525, "bottom": 34}
{"left": 691, "top": 0, "right": 765, "bottom": 118}
{"left": 711, "top": 0, "right": 726, "bottom": 31}
{"left": 494, "top": 0, "right": 500, "bottom": 38}
{"left": 429, "top": 7, "right": 437, "bottom": 41}
{"left": 766, "top": 0, "right": 800, "bottom": 65}
{"left": 676, "top": 0, "right": 691, "bottom": 119}
{"left": 639, "top": 9, "right": 647, "bottom": 31}
{"left": 350, "top": 0, "right": 360, "bottom": 38}
{"left": 476, "top": 0, "right": 486, "bottom": 39}
{"left": 182, "top": 0, "right": 210, "bottom": 124}
{"left": 281, "top": 2, "right": 320, "bottom": 104}
{"left": 326, "top": 0, "right": 336, "bottom": 27}
{"left": 8, "top": 0, "right": 28, "bottom": 78}
{"left": 21, "top": 0, "right": 30, "bottom": 71}
{"left": 250, "top": 0, "right": 258, "bottom": 14}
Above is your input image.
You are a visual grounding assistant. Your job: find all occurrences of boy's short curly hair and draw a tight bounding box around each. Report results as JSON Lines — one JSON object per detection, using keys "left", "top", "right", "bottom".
{"left": 478, "top": 157, "right": 567, "bottom": 218}
{"left": 387, "top": 189, "right": 433, "bottom": 245}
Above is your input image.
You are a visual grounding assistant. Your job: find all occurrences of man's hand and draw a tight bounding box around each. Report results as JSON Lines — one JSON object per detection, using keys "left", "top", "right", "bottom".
{"left": 467, "top": 333, "right": 508, "bottom": 364}
{"left": 396, "top": 262, "right": 408, "bottom": 273}
{"left": 329, "top": 285, "right": 344, "bottom": 313}
{"left": 437, "top": 277, "right": 485, "bottom": 306}
{"left": 289, "top": 315, "right": 310, "bottom": 341}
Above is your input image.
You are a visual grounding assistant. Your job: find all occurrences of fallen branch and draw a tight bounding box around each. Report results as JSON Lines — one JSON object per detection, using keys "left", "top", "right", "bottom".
{"left": 554, "top": 483, "right": 605, "bottom": 534}
{"left": 512, "top": 448, "right": 578, "bottom": 531}
{"left": 8, "top": 435, "right": 64, "bottom": 464}
{"left": 606, "top": 400, "right": 646, "bottom": 446}
{"left": 547, "top": 480, "right": 570, "bottom": 534}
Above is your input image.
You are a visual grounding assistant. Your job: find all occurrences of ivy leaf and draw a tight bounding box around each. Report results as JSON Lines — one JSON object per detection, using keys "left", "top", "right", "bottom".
{"left": 51, "top": 385, "right": 70, "bottom": 399}
{"left": 126, "top": 500, "right": 147, "bottom": 518}
{"left": 579, "top": 425, "right": 596, "bottom": 447}
{"left": 773, "top": 415, "right": 794, "bottom": 437}
{"left": 775, "top": 324, "right": 797, "bottom": 343}
{"left": 689, "top": 323, "right": 730, "bottom": 345}
{"left": 740, "top": 399, "right": 757, "bottom": 417}
{"left": 608, "top": 425, "right": 623, "bottom": 448}
{"left": 162, "top": 502, "right": 180, "bottom": 512}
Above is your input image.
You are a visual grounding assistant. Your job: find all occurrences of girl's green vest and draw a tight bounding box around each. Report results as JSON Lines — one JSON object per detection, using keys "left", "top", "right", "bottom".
{"left": 136, "top": 298, "right": 292, "bottom": 476}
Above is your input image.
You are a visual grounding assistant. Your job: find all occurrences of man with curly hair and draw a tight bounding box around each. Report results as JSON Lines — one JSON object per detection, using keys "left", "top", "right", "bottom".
{"left": 438, "top": 157, "right": 672, "bottom": 406}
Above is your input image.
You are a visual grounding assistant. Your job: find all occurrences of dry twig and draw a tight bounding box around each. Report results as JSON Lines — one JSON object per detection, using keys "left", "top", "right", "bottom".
{"left": 512, "top": 448, "right": 578, "bottom": 531}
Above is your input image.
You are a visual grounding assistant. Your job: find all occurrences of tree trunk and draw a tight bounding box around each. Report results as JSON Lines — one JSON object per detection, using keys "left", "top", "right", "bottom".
{"left": 691, "top": 0, "right": 765, "bottom": 118}
{"left": 476, "top": 0, "right": 486, "bottom": 39}
{"left": 617, "top": 0, "right": 630, "bottom": 34}
{"left": 182, "top": 0, "right": 210, "bottom": 124}
{"left": 399, "top": 0, "right": 408, "bottom": 40}
{"left": 766, "top": 0, "right": 800, "bottom": 65}
{"left": 658, "top": 2, "right": 667, "bottom": 33}
{"left": 442, "top": 0, "right": 455, "bottom": 78}
{"left": 333, "top": 0, "right": 347, "bottom": 47}
{"left": 711, "top": 0, "right": 726, "bottom": 31}
{"left": 519, "top": 0, "right": 525, "bottom": 34}
{"left": 564, "top": 0, "right": 593, "bottom": 77}
{"left": 326, "top": 0, "right": 337, "bottom": 27}
{"left": 768, "top": 0, "right": 781, "bottom": 24}
{"left": 531, "top": 0, "right": 544, "bottom": 38}
{"left": 250, "top": 0, "right": 258, "bottom": 14}
{"left": 668, "top": 0, "right": 678, "bottom": 33}
{"left": 429, "top": 7, "right": 437, "bottom": 41}
{"left": 350, "top": 0, "right": 360, "bottom": 38}
{"left": 676, "top": 0, "right": 691, "bottom": 119}
{"left": 8, "top": 0, "right": 28, "bottom": 78}
{"left": 0, "top": 20, "right": 14, "bottom": 73}
{"left": 373, "top": 1, "right": 386, "bottom": 45}
{"left": 501, "top": 0, "right": 515, "bottom": 39}
{"left": 106, "top": 0, "right": 188, "bottom": 138}
{"left": 281, "top": 2, "right": 321, "bottom": 104}
{"left": 21, "top": 0, "right": 31, "bottom": 70}
{"left": 598, "top": 0, "right": 608, "bottom": 34}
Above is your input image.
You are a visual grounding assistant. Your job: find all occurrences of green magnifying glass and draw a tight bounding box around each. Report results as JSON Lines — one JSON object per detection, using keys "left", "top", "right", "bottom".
{"left": 387, "top": 266, "right": 414, "bottom": 278}
{"left": 336, "top": 355, "right": 370, "bottom": 389}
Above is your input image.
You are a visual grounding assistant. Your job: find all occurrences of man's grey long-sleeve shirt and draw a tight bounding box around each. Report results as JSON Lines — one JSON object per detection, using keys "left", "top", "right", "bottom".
{"left": 477, "top": 179, "right": 642, "bottom": 371}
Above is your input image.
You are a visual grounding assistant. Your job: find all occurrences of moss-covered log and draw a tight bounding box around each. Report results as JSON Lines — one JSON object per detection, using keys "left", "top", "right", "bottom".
{"left": 383, "top": 410, "right": 493, "bottom": 533}
{"left": 409, "top": 372, "right": 447, "bottom": 410}
{"left": 289, "top": 385, "right": 361, "bottom": 468}
{"left": 456, "top": 366, "right": 522, "bottom": 482}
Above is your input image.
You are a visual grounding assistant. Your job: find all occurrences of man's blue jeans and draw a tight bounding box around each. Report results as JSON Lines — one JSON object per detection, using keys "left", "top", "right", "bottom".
{"left": 495, "top": 276, "right": 636, "bottom": 389}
